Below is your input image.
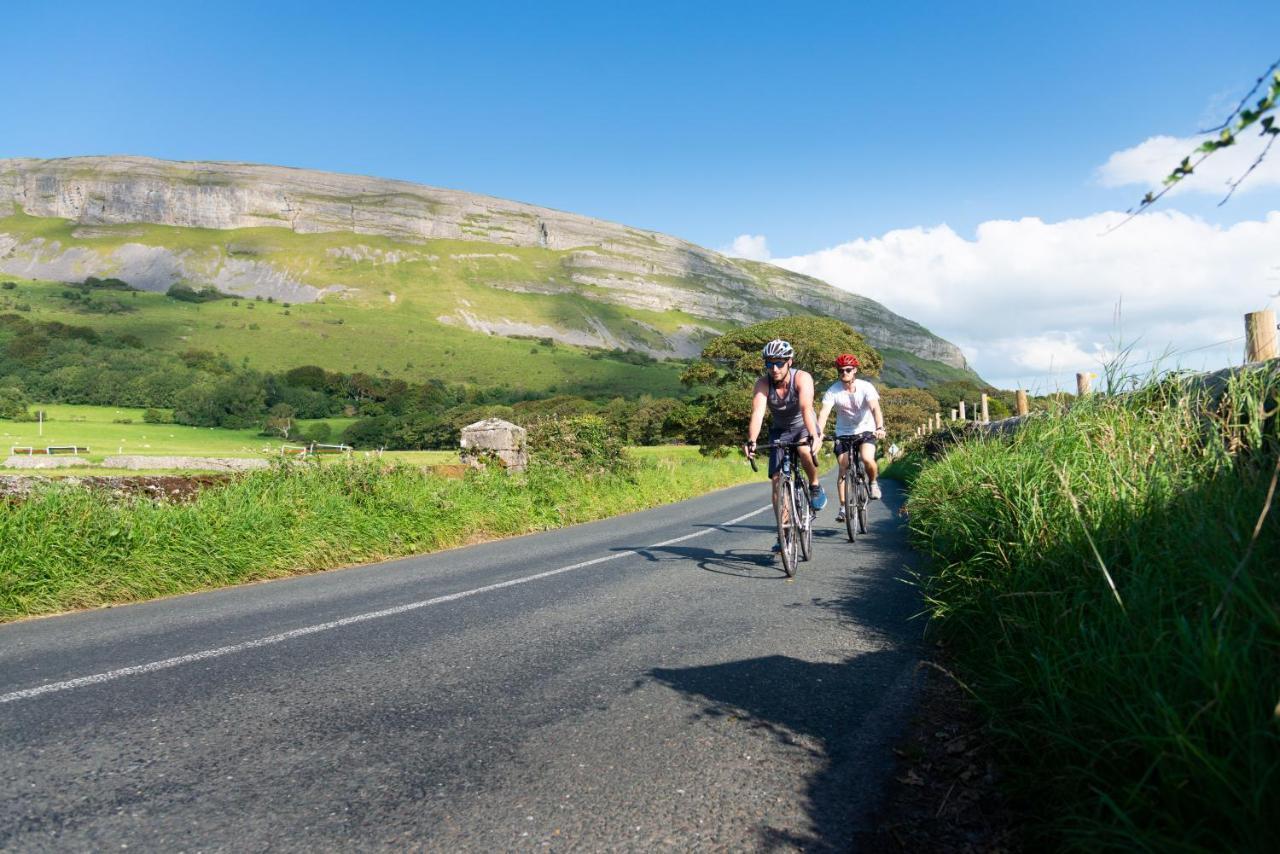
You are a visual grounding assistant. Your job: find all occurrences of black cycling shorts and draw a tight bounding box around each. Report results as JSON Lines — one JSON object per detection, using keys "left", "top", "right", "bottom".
{"left": 835, "top": 432, "right": 876, "bottom": 459}
{"left": 767, "top": 425, "right": 811, "bottom": 478}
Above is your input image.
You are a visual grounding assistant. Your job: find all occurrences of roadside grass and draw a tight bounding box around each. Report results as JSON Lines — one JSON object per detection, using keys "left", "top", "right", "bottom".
{"left": 0, "top": 446, "right": 756, "bottom": 621}
{"left": 904, "top": 367, "right": 1280, "bottom": 851}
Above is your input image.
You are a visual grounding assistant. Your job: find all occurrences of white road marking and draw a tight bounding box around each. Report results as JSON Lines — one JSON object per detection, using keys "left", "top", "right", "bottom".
{"left": 0, "top": 504, "right": 772, "bottom": 705}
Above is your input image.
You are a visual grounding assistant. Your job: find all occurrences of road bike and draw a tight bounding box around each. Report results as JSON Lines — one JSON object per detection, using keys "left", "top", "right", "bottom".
{"left": 836, "top": 434, "right": 871, "bottom": 542}
{"left": 748, "top": 440, "right": 814, "bottom": 577}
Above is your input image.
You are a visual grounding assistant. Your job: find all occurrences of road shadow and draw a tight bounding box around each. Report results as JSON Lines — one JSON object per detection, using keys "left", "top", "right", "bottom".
{"left": 651, "top": 649, "right": 918, "bottom": 852}
{"left": 622, "top": 544, "right": 786, "bottom": 578}
{"left": 649, "top": 477, "right": 925, "bottom": 850}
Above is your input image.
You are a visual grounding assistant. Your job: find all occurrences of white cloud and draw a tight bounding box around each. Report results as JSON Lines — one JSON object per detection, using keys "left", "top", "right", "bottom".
{"left": 720, "top": 233, "right": 771, "bottom": 260}
{"left": 770, "top": 210, "right": 1280, "bottom": 390}
{"left": 1097, "top": 131, "right": 1280, "bottom": 197}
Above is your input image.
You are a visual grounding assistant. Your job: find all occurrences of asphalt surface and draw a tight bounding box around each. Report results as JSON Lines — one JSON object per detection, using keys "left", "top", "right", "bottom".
{"left": 0, "top": 472, "right": 924, "bottom": 852}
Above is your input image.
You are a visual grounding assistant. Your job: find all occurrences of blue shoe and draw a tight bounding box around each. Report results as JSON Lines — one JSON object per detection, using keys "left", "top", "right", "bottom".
{"left": 811, "top": 484, "right": 828, "bottom": 511}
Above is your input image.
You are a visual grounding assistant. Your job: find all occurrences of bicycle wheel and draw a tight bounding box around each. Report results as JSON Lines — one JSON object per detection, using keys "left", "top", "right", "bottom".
{"left": 855, "top": 466, "right": 870, "bottom": 535}
{"left": 773, "top": 477, "right": 797, "bottom": 577}
{"left": 796, "top": 479, "right": 813, "bottom": 561}
{"left": 843, "top": 468, "right": 857, "bottom": 543}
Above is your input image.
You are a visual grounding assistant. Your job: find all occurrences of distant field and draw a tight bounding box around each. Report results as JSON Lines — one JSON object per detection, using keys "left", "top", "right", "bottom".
{"left": 0, "top": 404, "right": 453, "bottom": 464}
{"left": 0, "top": 406, "right": 721, "bottom": 471}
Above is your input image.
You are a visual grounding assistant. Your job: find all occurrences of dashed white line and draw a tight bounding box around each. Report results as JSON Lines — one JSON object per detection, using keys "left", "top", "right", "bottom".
{"left": 0, "top": 504, "right": 772, "bottom": 705}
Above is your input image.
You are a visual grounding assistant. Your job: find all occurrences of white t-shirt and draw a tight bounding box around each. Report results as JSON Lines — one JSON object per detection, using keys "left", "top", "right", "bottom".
{"left": 822, "top": 379, "right": 880, "bottom": 435}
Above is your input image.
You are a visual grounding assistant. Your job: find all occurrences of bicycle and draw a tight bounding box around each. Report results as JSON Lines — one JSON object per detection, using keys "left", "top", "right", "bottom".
{"left": 747, "top": 440, "right": 814, "bottom": 577}
{"left": 835, "top": 434, "right": 871, "bottom": 542}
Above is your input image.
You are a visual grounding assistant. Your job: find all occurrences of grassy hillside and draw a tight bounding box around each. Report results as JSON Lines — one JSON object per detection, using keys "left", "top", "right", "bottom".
{"left": 0, "top": 277, "right": 686, "bottom": 399}
{"left": 0, "top": 211, "right": 978, "bottom": 392}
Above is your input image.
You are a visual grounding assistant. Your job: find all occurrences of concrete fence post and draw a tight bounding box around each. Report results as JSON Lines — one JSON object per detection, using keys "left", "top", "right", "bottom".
{"left": 980, "top": 393, "right": 989, "bottom": 424}
{"left": 1076, "top": 373, "right": 1091, "bottom": 397}
{"left": 1016, "top": 390, "right": 1029, "bottom": 416}
{"left": 959, "top": 400, "right": 967, "bottom": 420}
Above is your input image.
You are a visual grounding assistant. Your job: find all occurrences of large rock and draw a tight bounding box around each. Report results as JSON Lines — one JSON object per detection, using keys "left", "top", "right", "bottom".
{"left": 459, "top": 419, "right": 527, "bottom": 472}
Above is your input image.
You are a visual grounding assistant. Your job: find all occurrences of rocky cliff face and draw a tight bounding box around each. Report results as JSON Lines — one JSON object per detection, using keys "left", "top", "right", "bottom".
{"left": 0, "top": 155, "right": 969, "bottom": 369}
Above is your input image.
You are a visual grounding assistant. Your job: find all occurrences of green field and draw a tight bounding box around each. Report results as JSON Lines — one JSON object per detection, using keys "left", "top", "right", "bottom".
{"left": 0, "top": 404, "right": 456, "bottom": 466}
{"left": 0, "top": 406, "right": 728, "bottom": 472}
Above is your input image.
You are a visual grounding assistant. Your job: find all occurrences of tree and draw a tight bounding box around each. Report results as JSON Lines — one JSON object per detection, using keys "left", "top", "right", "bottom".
{"left": 1124, "top": 58, "right": 1280, "bottom": 222}
{"left": 879, "top": 387, "right": 940, "bottom": 442}
{"left": 680, "top": 316, "right": 883, "bottom": 453}
{"left": 261, "top": 403, "right": 297, "bottom": 439}
{"left": 0, "top": 385, "right": 27, "bottom": 419}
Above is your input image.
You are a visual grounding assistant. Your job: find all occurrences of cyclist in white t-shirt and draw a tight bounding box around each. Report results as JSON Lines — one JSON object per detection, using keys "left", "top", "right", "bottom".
{"left": 816, "top": 353, "right": 886, "bottom": 518}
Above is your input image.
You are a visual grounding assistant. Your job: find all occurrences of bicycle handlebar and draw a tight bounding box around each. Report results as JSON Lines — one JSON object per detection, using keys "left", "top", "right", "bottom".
{"left": 744, "top": 440, "right": 813, "bottom": 473}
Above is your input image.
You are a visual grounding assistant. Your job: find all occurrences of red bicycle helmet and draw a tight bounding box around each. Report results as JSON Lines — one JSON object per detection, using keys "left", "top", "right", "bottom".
{"left": 835, "top": 354, "right": 860, "bottom": 368}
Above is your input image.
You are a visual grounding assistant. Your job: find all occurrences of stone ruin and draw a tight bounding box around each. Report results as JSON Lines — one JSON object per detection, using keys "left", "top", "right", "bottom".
{"left": 459, "top": 419, "right": 527, "bottom": 472}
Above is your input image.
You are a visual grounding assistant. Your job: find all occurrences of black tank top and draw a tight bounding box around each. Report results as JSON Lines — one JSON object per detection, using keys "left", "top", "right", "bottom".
{"left": 767, "top": 369, "right": 805, "bottom": 431}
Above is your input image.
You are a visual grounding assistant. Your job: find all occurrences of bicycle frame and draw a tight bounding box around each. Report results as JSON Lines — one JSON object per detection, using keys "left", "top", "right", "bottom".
{"left": 748, "top": 440, "right": 814, "bottom": 576}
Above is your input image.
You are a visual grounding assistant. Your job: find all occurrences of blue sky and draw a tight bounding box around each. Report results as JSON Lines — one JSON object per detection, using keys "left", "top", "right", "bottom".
{"left": 4, "top": 1, "right": 1279, "bottom": 386}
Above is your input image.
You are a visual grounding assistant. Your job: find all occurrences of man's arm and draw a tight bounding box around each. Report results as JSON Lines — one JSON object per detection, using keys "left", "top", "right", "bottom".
{"left": 816, "top": 397, "right": 833, "bottom": 439}
{"left": 745, "top": 378, "right": 768, "bottom": 454}
{"left": 869, "top": 396, "right": 886, "bottom": 436}
{"left": 798, "top": 372, "right": 819, "bottom": 439}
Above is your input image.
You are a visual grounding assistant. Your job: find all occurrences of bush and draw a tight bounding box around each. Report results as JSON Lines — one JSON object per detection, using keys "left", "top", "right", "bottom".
{"left": 0, "top": 386, "right": 28, "bottom": 419}
{"left": 301, "top": 422, "right": 331, "bottom": 443}
{"left": 167, "top": 283, "right": 226, "bottom": 303}
{"left": 528, "top": 415, "right": 633, "bottom": 473}
{"left": 142, "top": 408, "right": 175, "bottom": 424}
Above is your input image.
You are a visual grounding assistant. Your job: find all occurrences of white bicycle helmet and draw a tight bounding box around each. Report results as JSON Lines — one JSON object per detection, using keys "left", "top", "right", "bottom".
{"left": 761, "top": 339, "right": 794, "bottom": 360}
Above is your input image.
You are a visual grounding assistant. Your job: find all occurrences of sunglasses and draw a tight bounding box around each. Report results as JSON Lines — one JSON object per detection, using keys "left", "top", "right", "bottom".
{"left": 764, "top": 360, "right": 789, "bottom": 369}
{"left": 839, "top": 367, "right": 857, "bottom": 374}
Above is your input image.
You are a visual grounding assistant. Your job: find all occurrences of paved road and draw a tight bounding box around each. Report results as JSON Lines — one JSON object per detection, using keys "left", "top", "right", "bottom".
{"left": 0, "top": 473, "right": 923, "bottom": 852}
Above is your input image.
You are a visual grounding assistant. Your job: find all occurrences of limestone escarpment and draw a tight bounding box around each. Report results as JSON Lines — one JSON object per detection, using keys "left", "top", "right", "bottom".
{"left": 0, "top": 155, "right": 969, "bottom": 370}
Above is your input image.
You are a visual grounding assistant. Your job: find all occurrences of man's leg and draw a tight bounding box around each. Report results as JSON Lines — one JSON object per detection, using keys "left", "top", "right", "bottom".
{"left": 770, "top": 471, "right": 785, "bottom": 551}
{"left": 862, "top": 442, "right": 882, "bottom": 499}
{"left": 798, "top": 445, "right": 827, "bottom": 510}
{"left": 798, "top": 445, "right": 818, "bottom": 486}
{"left": 836, "top": 452, "right": 850, "bottom": 505}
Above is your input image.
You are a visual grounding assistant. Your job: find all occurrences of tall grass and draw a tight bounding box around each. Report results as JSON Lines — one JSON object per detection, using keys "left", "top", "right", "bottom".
{"left": 0, "top": 451, "right": 754, "bottom": 621}
{"left": 906, "top": 366, "right": 1280, "bottom": 851}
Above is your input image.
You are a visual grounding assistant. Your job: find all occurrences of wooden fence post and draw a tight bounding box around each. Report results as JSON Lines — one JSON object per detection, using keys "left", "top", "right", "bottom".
{"left": 980, "top": 393, "right": 989, "bottom": 424}
{"left": 1245, "top": 310, "right": 1278, "bottom": 362}
{"left": 1016, "top": 389, "right": 1029, "bottom": 416}
{"left": 958, "top": 400, "right": 966, "bottom": 420}
{"left": 1076, "top": 372, "right": 1090, "bottom": 396}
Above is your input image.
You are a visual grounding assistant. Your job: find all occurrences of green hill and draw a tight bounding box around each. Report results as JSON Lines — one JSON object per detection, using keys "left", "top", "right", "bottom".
{"left": 0, "top": 156, "right": 983, "bottom": 392}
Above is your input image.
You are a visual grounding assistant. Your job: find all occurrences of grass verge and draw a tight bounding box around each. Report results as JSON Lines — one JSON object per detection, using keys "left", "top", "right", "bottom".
{"left": 904, "top": 367, "right": 1279, "bottom": 851}
{"left": 0, "top": 447, "right": 756, "bottom": 622}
